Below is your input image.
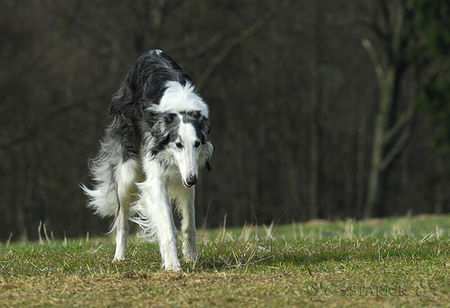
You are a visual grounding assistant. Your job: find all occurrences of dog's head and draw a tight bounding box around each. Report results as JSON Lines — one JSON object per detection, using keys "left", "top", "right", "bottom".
{"left": 146, "top": 110, "right": 212, "bottom": 188}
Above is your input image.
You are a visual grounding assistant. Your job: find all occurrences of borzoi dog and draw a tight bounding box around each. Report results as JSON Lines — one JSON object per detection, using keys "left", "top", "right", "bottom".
{"left": 82, "top": 49, "right": 213, "bottom": 271}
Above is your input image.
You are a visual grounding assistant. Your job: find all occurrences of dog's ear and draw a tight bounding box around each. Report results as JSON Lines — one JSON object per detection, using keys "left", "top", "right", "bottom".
{"left": 144, "top": 109, "right": 178, "bottom": 125}
{"left": 197, "top": 115, "right": 210, "bottom": 141}
{"left": 189, "top": 110, "right": 202, "bottom": 119}
{"left": 161, "top": 112, "right": 179, "bottom": 125}
{"left": 186, "top": 111, "right": 210, "bottom": 137}
{"left": 151, "top": 112, "right": 180, "bottom": 140}
{"left": 204, "top": 116, "right": 211, "bottom": 135}
{"left": 143, "top": 109, "right": 158, "bottom": 126}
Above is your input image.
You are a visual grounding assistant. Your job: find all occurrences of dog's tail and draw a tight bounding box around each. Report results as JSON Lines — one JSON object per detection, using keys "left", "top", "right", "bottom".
{"left": 81, "top": 134, "right": 122, "bottom": 220}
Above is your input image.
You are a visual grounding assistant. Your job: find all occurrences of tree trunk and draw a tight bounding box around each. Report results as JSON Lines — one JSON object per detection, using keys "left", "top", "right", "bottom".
{"left": 362, "top": 1, "right": 416, "bottom": 218}
{"left": 309, "top": 0, "right": 322, "bottom": 219}
{"left": 364, "top": 68, "right": 395, "bottom": 218}
{"left": 13, "top": 149, "right": 28, "bottom": 241}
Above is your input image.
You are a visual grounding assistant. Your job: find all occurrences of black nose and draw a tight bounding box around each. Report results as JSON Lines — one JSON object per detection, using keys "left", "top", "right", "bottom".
{"left": 186, "top": 175, "right": 198, "bottom": 186}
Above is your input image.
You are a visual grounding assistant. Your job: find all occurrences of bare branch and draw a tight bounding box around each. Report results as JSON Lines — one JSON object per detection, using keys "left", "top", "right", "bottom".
{"left": 361, "top": 38, "right": 384, "bottom": 84}
{"left": 197, "top": 1, "right": 289, "bottom": 90}
{"left": 0, "top": 103, "right": 87, "bottom": 151}
{"left": 355, "top": 15, "right": 388, "bottom": 42}
{"left": 383, "top": 104, "right": 415, "bottom": 145}
{"left": 390, "top": 1, "right": 405, "bottom": 61}
{"left": 380, "top": 120, "right": 413, "bottom": 170}
{"left": 188, "top": 34, "right": 222, "bottom": 59}
{"left": 379, "top": 0, "right": 392, "bottom": 31}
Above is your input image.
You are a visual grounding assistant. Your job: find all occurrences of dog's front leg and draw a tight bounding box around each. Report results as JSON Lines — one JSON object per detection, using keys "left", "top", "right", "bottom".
{"left": 178, "top": 187, "right": 198, "bottom": 264}
{"left": 141, "top": 178, "right": 180, "bottom": 271}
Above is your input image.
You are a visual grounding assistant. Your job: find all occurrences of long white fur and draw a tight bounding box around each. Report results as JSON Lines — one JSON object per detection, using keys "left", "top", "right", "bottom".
{"left": 85, "top": 80, "right": 212, "bottom": 271}
{"left": 82, "top": 141, "right": 122, "bottom": 218}
{"left": 158, "top": 81, "right": 209, "bottom": 117}
{"left": 130, "top": 139, "right": 212, "bottom": 270}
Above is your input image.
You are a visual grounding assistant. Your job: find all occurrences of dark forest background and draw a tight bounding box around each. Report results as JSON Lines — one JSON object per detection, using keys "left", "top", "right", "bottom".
{"left": 0, "top": 0, "right": 448, "bottom": 241}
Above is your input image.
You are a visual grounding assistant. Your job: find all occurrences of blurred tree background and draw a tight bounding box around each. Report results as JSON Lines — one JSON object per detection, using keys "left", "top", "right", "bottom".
{"left": 0, "top": 0, "right": 448, "bottom": 241}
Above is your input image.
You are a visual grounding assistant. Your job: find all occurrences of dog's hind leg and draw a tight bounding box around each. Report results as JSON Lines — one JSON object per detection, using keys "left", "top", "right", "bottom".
{"left": 113, "top": 159, "right": 139, "bottom": 261}
{"left": 113, "top": 204, "right": 128, "bottom": 261}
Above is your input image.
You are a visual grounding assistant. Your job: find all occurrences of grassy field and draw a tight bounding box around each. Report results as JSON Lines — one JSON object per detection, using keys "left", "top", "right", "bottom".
{"left": 0, "top": 215, "right": 448, "bottom": 306}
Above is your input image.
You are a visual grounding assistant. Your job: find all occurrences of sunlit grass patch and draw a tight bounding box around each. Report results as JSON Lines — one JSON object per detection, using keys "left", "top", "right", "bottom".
{"left": 0, "top": 215, "right": 448, "bottom": 306}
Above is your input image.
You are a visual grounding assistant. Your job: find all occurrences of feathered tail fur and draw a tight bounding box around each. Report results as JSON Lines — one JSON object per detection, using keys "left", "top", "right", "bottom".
{"left": 81, "top": 121, "right": 124, "bottom": 219}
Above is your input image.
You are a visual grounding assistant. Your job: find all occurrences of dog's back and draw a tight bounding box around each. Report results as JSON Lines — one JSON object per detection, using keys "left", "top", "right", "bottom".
{"left": 111, "top": 50, "right": 191, "bottom": 118}
{"left": 83, "top": 49, "right": 191, "bottom": 219}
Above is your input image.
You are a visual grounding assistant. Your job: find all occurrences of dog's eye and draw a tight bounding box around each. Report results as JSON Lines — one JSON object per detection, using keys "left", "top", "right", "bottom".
{"left": 194, "top": 140, "right": 201, "bottom": 148}
{"left": 175, "top": 142, "right": 184, "bottom": 149}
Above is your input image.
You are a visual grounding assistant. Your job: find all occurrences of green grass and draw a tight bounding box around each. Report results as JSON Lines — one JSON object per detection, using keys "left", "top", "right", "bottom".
{"left": 1, "top": 215, "right": 449, "bottom": 306}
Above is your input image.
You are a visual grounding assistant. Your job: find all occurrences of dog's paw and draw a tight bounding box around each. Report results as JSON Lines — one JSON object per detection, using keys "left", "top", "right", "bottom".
{"left": 163, "top": 259, "right": 181, "bottom": 272}
{"left": 183, "top": 251, "right": 198, "bottom": 264}
{"left": 164, "top": 263, "right": 181, "bottom": 272}
{"left": 182, "top": 243, "right": 198, "bottom": 264}
{"left": 112, "top": 257, "right": 125, "bottom": 263}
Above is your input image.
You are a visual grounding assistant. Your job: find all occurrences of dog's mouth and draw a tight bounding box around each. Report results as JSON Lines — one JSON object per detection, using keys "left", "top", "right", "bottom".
{"left": 183, "top": 181, "right": 193, "bottom": 188}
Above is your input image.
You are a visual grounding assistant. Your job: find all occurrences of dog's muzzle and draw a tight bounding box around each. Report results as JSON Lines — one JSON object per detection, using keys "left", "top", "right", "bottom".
{"left": 184, "top": 175, "right": 198, "bottom": 188}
